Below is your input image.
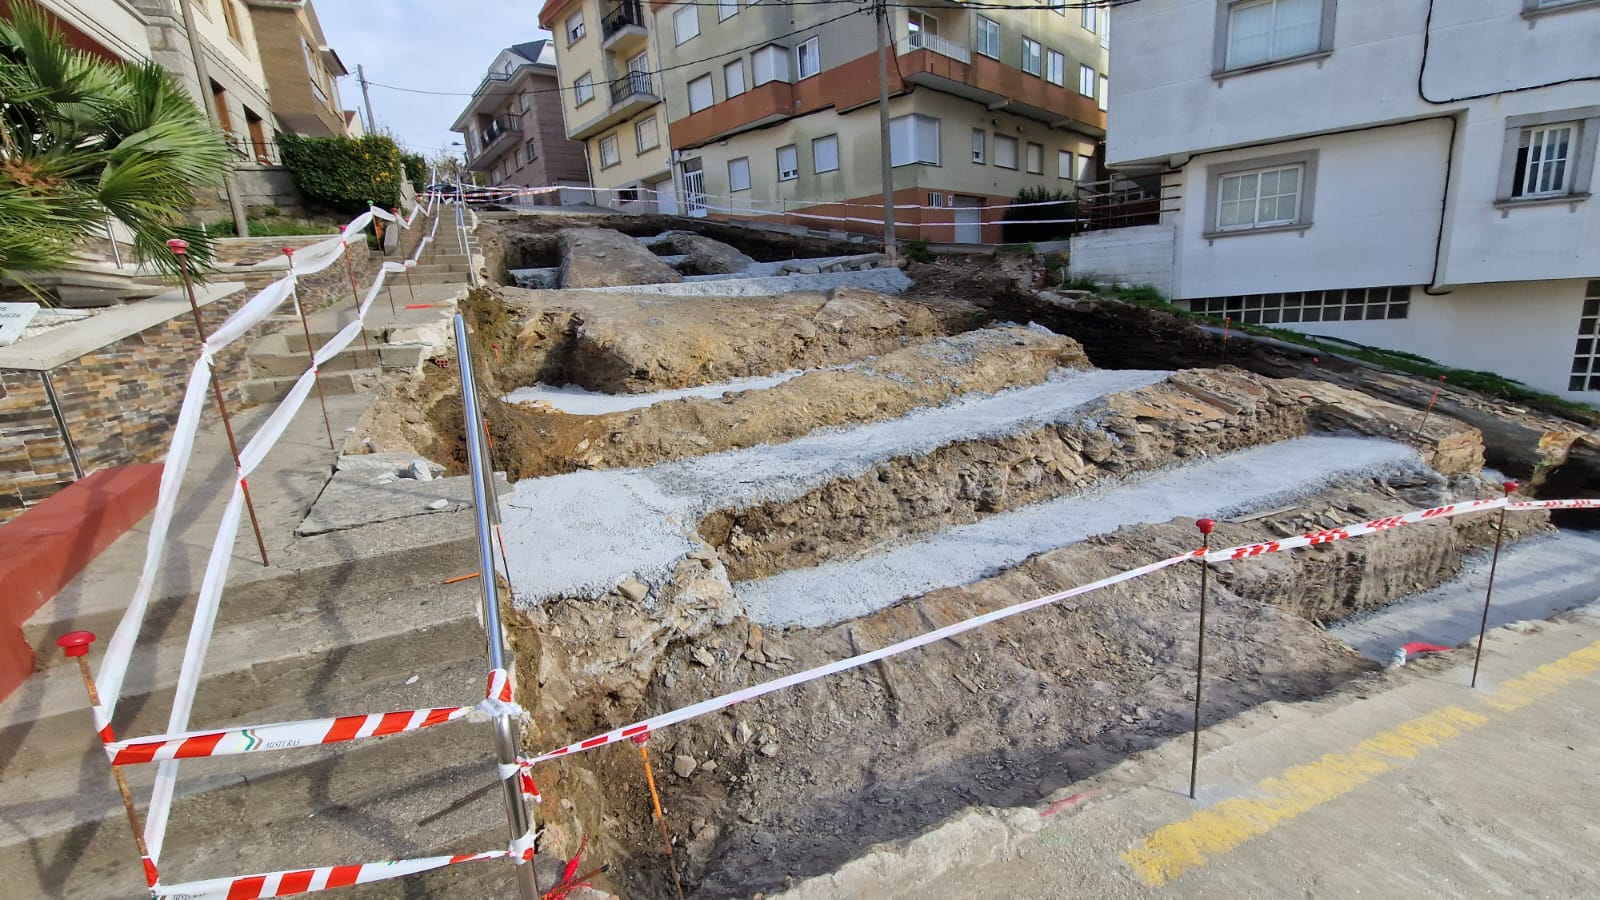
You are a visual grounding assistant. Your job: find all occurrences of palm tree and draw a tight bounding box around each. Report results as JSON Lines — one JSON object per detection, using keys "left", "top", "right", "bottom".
{"left": 0, "top": 1, "right": 231, "bottom": 293}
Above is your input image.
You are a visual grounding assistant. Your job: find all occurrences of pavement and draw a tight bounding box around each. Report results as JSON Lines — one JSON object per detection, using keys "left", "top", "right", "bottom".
{"left": 780, "top": 601, "right": 1600, "bottom": 899}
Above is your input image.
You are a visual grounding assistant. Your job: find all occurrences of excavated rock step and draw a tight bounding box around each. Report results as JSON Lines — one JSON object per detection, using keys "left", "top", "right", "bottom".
{"left": 559, "top": 227, "right": 682, "bottom": 288}
{"left": 644, "top": 230, "right": 756, "bottom": 274}
{"left": 495, "top": 368, "right": 1173, "bottom": 604}
{"left": 708, "top": 368, "right": 1481, "bottom": 581}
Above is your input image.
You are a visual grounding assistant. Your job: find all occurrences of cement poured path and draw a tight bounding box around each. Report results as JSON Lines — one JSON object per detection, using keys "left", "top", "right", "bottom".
{"left": 738, "top": 435, "right": 1426, "bottom": 627}
{"left": 503, "top": 369, "right": 810, "bottom": 414}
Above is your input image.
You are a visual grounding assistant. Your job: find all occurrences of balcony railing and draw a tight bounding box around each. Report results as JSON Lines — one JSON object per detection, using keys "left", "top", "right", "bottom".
{"left": 601, "top": 0, "right": 646, "bottom": 40}
{"left": 903, "top": 31, "right": 972, "bottom": 64}
{"left": 609, "top": 71, "right": 654, "bottom": 104}
{"left": 480, "top": 114, "right": 521, "bottom": 147}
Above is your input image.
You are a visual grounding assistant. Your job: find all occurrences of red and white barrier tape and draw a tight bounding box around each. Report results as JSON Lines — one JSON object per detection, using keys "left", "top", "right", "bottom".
{"left": 103, "top": 670, "right": 519, "bottom": 765}
{"left": 151, "top": 845, "right": 525, "bottom": 899}
{"left": 524, "top": 494, "right": 1598, "bottom": 767}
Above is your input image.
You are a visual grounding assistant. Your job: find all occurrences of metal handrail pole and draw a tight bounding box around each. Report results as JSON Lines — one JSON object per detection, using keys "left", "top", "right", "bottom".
{"left": 453, "top": 314, "right": 537, "bottom": 900}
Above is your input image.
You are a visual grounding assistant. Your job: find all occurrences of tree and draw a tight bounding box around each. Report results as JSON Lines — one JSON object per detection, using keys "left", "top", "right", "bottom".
{"left": 0, "top": 1, "right": 230, "bottom": 290}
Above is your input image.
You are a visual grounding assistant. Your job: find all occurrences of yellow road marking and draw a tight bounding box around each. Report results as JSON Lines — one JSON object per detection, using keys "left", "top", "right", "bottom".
{"left": 1121, "top": 638, "right": 1600, "bottom": 887}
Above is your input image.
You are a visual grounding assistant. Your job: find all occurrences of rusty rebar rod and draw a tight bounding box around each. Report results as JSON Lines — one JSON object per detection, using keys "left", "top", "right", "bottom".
{"left": 1190, "top": 517, "right": 1215, "bottom": 800}
{"left": 1471, "top": 481, "right": 1519, "bottom": 688}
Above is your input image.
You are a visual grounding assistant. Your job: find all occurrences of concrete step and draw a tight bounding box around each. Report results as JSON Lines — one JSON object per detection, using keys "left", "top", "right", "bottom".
{"left": 0, "top": 578, "right": 487, "bottom": 775}
{"left": 241, "top": 369, "right": 379, "bottom": 405}
{"left": 405, "top": 263, "right": 470, "bottom": 275}
{"left": 406, "top": 273, "right": 474, "bottom": 285}
{"left": 247, "top": 334, "right": 425, "bottom": 378}
{"left": 0, "top": 657, "right": 506, "bottom": 898}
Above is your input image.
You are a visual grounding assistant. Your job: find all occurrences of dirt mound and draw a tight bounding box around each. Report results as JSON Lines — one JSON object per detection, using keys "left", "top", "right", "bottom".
{"left": 559, "top": 227, "right": 683, "bottom": 288}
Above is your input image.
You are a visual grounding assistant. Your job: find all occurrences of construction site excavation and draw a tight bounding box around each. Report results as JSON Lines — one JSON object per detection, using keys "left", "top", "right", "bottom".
{"left": 7, "top": 207, "right": 1599, "bottom": 900}
{"left": 348, "top": 212, "right": 1597, "bottom": 897}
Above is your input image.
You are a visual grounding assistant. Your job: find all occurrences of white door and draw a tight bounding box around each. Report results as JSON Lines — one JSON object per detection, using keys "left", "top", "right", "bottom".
{"left": 682, "top": 166, "right": 707, "bottom": 218}
{"left": 953, "top": 196, "right": 982, "bottom": 244}
{"left": 654, "top": 179, "right": 678, "bottom": 215}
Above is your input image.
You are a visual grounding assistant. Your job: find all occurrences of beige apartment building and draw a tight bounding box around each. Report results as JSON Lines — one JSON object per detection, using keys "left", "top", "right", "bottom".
{"left": 450, "top": 40, "right": 590, "bottom": 197}
{"left": 652, "top": 0, "right": 1110, "bottom": 242}
{"left": 244, "top": 0, "right": 355, "bottom": 143}
{"left": 538, "top": 0, "right": 674, "bottom": 209}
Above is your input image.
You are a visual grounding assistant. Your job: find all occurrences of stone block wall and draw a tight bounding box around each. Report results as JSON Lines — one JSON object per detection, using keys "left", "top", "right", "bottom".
{"left": 0, "top": 237, "right": 378, "bottom": 523}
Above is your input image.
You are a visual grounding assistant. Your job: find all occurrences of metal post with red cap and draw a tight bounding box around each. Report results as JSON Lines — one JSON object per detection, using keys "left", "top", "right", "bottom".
{"left": 385, "top": 209, "right": 402, "bottom": 317}
{"left": 1471, "top": 480, "right": 1519, "bottom": 688}
{"left": 1190, "top": 517, "right": 1216, "bottom": 800}
{"left": 57, "top": 631, "right": 161, "bottom": 890}
{"left": 282, "top": 247, "right": 336, "bottom": 450}
{"left": 336, "top": 225, "right": 374, "bottom": 357}
{"left": 167, "top": 239, "right": 270, "bottom": 567}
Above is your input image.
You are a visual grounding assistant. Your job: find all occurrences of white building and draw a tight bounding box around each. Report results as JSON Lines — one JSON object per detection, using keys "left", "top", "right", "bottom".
{"left": 1082, "top": 0, "right": 1600, "bottom": 403}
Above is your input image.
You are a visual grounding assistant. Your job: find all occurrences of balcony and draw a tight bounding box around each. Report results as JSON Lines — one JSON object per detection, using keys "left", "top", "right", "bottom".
{"left": 609, "top": 70, "right": 657, "bottom": 113}
{"left": 902, "top": 31, "right": 971, "bottom": 65}
{"left": 601, "top": 0, "right": 648, "bottom": 54}
{"left": 466, "top": 114, "right": 522, "bottom": 171}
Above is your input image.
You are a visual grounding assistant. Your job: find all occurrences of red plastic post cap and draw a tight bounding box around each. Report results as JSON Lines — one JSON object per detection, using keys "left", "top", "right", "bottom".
{"left": 57, "top": 630, "right": 96, "bottom": 658}
{"left": 337, "top": 225, "right": 347, "bottom": 232}
{"left": 281, "top": 246, "right": 295, "bottom": 256}
{"left": 1503, "top": 480, "right": 1520, "bottom": 494}
{"left": 166, "top": 238, "right": 188, "bottom": 255}
{"left": 1197, "top": 518, "right": 1216, "bottom": 535}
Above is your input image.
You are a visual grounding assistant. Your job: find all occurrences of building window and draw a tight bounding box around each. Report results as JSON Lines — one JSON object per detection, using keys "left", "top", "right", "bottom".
{"left": 526, "top": 139, "right": 539, "bottom": 161}
{"left": 1499, "top": 109, "right": 1598, "bottom": 202}
{"left": 1098, "top": 75, "right": 1109, "bottom": 112}
{"left": 1528, "top": 0, "right": 1598, "bottom": 11}
{"left": 1021, "top": 38, "right": 1042, "bottom": 76}
{"left": 1051, "top": 0, "right": 1066, "bottom": 16}
{"left": 908, "top": 10, "right": 939, "bottom": 42}
{"left": 221, "top": 0, "right": 243, "bottom": 43}
{"left": 574, "top": 72, "right": 594, "bottom": 106}
{"left": 565, "top": 11, "right": 585, "bottom": 44}
{"left": 729, "top": 156, "right": 751, "bottom": 192}
{"left": 796, "top": 36, "right": 820, "bottom": 80}
{"left": 889, "top": 114, "right": 940, "bottom": 166}
{"left": 1079, "top": 65, "right": 1096, "bottom": 97}
{"left": 777, "top": 144, "right": 799, "bottom": 181}
{"left": 927, "top": 192, "right": 945, "bottom": 208}
{"left": 1025, "top": 142, "right": 1044, "bottom": 174}
{"left": 674, "top": 6, "right": 700, "bottom": 44}
{"left": 1571, "top": 284, "right": 1600, "bottom": 391}
{"left": 719, "top": 0, "right": 738, "bottom": 21}
{"left": 598, "top": 134, "right": 620, "bottom": 168}
{"left": 1045, "top": 49, "right": 1065, "bottom": 86}
{"left": 724, "top": 60, "right": 746, "bottom": 97}
{"left": 515, "top": 148, "right": 525, "bottom": 168}
{"left": 1189, "top": 287, "right": 1412, "bottom": 325}
{"left": 1077, "top": 153, "right": 1094, "bottom": 182}
{"left": 687, "top": 74, "right": 714, "bottom": 113}
{"left": 1220, "top": 0, "right": 1330, "bottom": 72}
{"left": 971, "top": 128, "right": 986, "bottom": 164}
{"left": 752, "top": 44, "right": 791, "bottom": 85}
{"left": 1206, "top": 151, "right": 1320, "bottom": 234}
{"left": 994, "top": 134, "right": 1018, "bottom": 169}
{"left": 636, "top": 116, "right": 659, "bottom": 152}
{"left": 976, "top": 17, "right": 1000, "bottom": 59}
{"left": 813, "top": 134, "right": 839, "bottom": 173}
{"left": 1100, "top": 5, "right": 1111, "bottom": 48}
{"left": 1058, "top": 149, "right": 1074, "bottom": 179}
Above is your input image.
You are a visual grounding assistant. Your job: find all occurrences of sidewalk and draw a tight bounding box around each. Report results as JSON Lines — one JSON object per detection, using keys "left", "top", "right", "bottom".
{"left": 783, "top": 605, "right": 1600, "bottom": 899}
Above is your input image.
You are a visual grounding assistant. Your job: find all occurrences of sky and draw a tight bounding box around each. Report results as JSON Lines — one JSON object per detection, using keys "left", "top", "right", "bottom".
{"left": 314, "top": 1, "right": 551, "bottom": 162}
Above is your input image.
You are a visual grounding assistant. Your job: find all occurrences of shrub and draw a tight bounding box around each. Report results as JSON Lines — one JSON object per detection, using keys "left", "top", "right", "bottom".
{"left": 1001, "top": 186, "right": 1078, "bottom": 244}
{"left": 277, "top": 134, "right": 404, "bottom": 214}
{"left": 401, "top": 152, "right": 426, "bottom": 188}
{"left": 903, "top": 240, "right": 933, "bottom": 263}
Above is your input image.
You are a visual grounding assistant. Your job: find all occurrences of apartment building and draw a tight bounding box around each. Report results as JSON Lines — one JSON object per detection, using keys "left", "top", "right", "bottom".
{"left": 650, "top": 0, "right": 1110, "bottom": 242}
{"left": 244, "top": 0, "right": 355, "bottom": 142}
{"left": 537, "top": 0, "right": 674, "bottom": 208}
{"left": 450, "top": 40, "right": 591, "bottom": 196}
{"left": 1086, "top": 0, "right": 1599, "bottom": 403}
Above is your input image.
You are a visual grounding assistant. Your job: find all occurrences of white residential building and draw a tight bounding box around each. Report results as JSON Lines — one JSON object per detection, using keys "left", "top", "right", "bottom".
{"left": 1085, "top": 0, "right": 1600, "bottom": 403}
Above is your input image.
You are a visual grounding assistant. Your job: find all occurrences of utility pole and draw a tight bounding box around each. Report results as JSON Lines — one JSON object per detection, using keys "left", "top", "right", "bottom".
{"left": 874, "top": 0, "right": 899, "bottom": 265}
{"left": 358, "top": 64, "right": 377, "bottom": 135}
{"left": 179, "top": 0, "right": 248, "bottom": 239}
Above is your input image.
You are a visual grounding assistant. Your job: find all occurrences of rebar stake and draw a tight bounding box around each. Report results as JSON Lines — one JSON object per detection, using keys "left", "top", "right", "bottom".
{"left": 169, "top": 239, "right": 270, "bottom": 566}
{"left": 282, "top": 248, "right": 335, "bottom": 450}
{"left": 337, "top": 226, "right": 373, "bottom": 356}
{"left": 634, "top": 738, "right": 686, "bottom": 900}
{"left": 58, "top": 631, "right": 161, "bottom": 890}
{"left": 1190, "top": 517, "right": 1215, "bottom": 800}
{"left": 1471, "top": 481, "right": 1519, "bottom": 688}
{"left": 1414, "top": 374, "right": 1448, "bottom": 439}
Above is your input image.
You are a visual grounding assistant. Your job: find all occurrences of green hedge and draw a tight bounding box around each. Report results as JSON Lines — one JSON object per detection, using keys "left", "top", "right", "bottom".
{"left": 401, "top": 152, "right": 426, "bottom": 188}
{"left": 277, "top": 134, "right": 403, "bottom": 214}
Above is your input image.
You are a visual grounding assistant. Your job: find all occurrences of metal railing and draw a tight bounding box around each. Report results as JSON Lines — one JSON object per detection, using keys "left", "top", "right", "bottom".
{"left": 1075, "top": 172, "right": 1182, "bottom": 232}
{"left": 480, "top": 115, "right": 522, "bottom": 148}
{"left": 902, "top": 31, "right": 972, "bottom": 64}
{"left": 453, "top": 313, "right": 536, "bottom": 899}
{"left": 609, "top": 70, "right": 654, "bottom": 104}
{"left": 601, "top": 0, "right": 646, "bottom": 39}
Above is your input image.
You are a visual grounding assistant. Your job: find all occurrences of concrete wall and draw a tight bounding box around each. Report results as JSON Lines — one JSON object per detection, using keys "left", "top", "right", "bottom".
{"left": 230, "top": 165, "right": 304, "bottom": 213}
{"left": 1070, "top": 223, "right": 1176, "bottom": 295}
{"left": 25, "top": 0, "right": 153, "bottom": 60}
